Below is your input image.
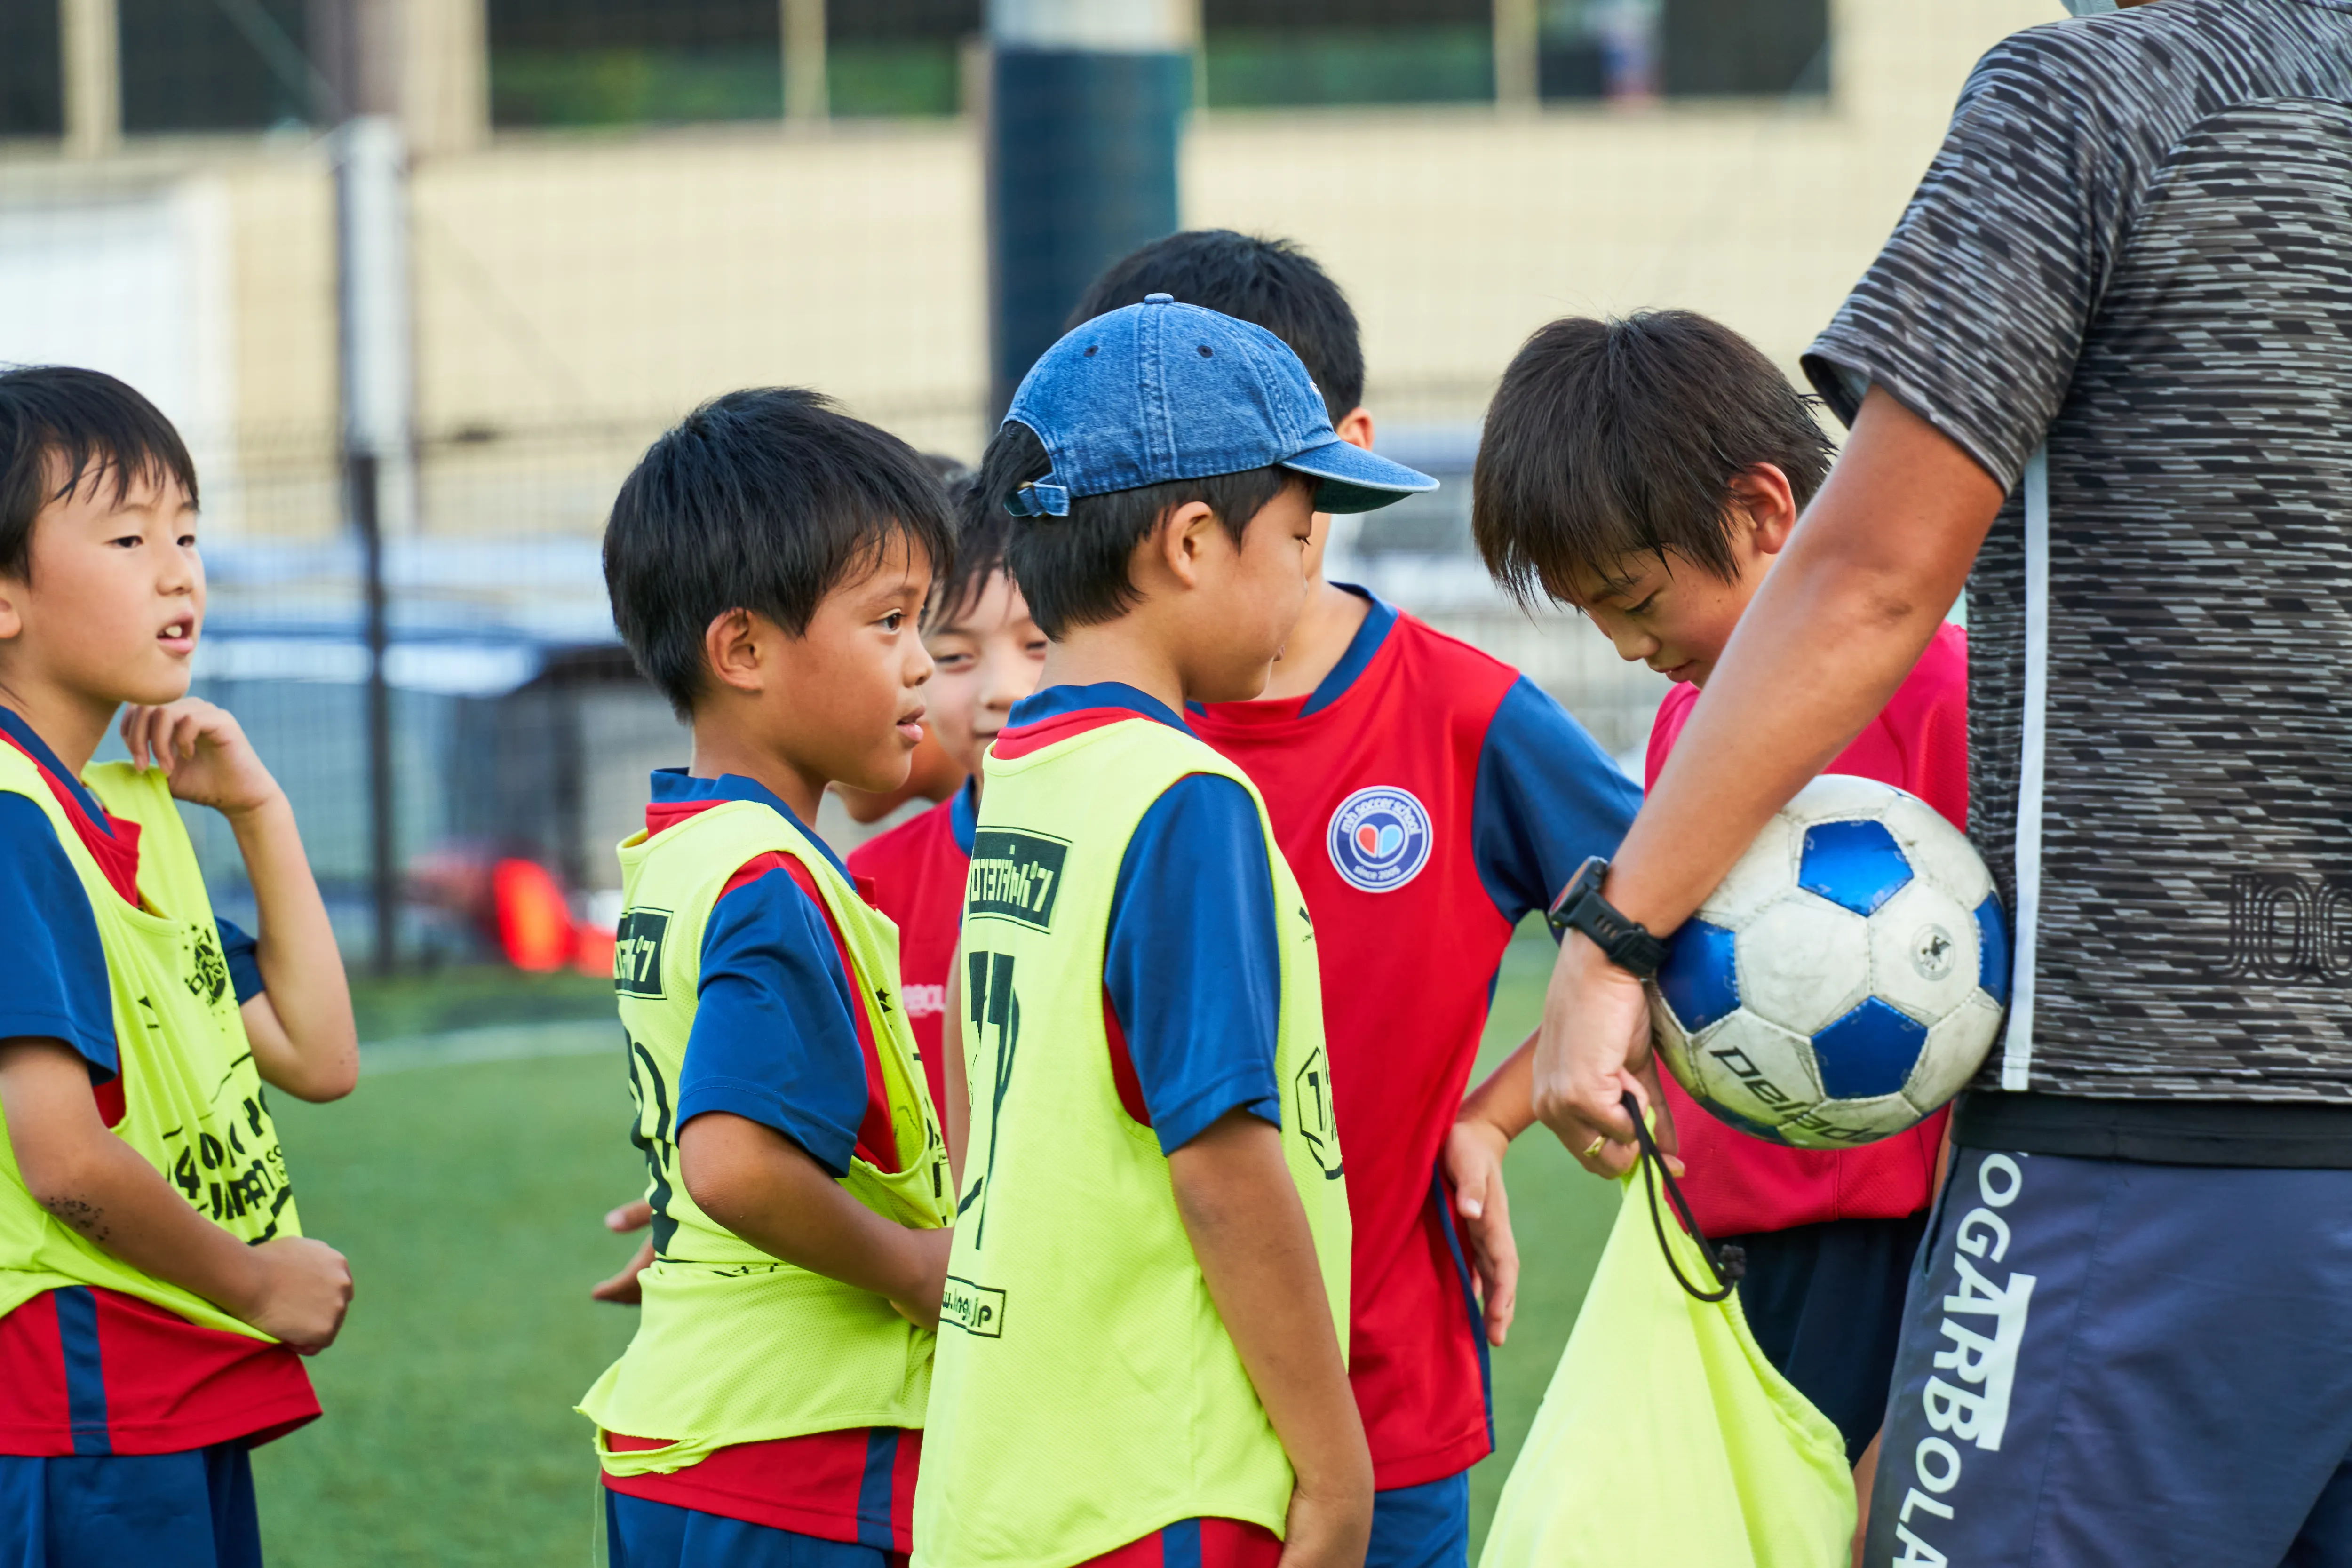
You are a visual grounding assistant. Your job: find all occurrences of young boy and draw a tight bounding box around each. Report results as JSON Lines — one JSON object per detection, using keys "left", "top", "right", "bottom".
{"left": 1451, "top": 310, "right": 1967, "bottom": 1492}
{"left": 0, "top": 366, "right": 358, "bottom": 1565}
{"left": 580, "top": 388, "right": 955, "bottom": 1566}
{"left": 1071, "top": 231, "right": 1642, "bottom": 1568}
{"left": 913, "top": 297, "right": 1433, "bottom": 1568}
{"left": 848, "top": 494, "right": 1046, "bottom": 1148}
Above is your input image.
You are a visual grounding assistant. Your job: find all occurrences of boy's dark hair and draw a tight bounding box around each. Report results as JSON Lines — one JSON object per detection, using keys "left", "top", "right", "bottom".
{"left": 975, "top": 422, "right": 1295, "bottom": 641}
{"left": 1069, "top": 231, "right": 1364, "bottom": 423}
{"left": 933, "top": 461, "right": 1009, "bottom": 632}
{"left": 604, "top": 388, "right": 954, "bottom": 717}
{"left": 0, "top": 366, "right": 199, "bottom": 581}
{"left": 1473, "top": 310, "right": 1836, "bottom": 604}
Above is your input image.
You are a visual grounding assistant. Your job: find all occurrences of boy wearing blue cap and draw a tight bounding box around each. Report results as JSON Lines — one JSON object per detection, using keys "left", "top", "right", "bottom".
{"left": 912, "top": 297, "right": 1434, "bottom": 1568}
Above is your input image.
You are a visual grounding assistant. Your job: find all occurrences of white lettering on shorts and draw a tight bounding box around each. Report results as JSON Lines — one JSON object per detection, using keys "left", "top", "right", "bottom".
{"left": 1888, "top": 1153, "right": 2038, "bottom": 1567}
{"left": 904, "top": 983, "right": 945, "bottom": 1019}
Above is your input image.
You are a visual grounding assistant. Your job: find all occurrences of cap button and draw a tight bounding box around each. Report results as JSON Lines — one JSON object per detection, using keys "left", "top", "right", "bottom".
{"left": 1143, "top": 292, "right": 1174, "bottom": 305}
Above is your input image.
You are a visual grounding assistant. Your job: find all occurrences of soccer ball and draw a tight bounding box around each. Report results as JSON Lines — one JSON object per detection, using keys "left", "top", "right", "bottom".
{"left": 1649, "top": 774, "right": 2010, "bottom": 1148}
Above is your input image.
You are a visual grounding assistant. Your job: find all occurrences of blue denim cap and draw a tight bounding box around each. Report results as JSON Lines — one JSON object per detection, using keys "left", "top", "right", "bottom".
{"left": 1002, "top": 294, "right": 1437, "bottom": 519}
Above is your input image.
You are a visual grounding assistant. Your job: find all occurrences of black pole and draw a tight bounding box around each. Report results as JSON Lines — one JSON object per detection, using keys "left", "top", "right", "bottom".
{"left": 349, "top": 450, "right": 397, "bottom": 975}
{"left": 986, "top": 17, "right": 1190, "bottom": 419}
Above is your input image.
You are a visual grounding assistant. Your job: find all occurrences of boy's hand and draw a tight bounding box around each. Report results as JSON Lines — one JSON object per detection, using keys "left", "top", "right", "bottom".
{"left": 888, "top": 1227, "right": 953, "bottom": 1331}
{"left": 122, "top": 699, "right": 283, "bottom": 820}
{"left": 1279, "top": 1466, "right": 1375, "bottom": 1568}
{"left": 1440, "top": 1115, "right": 1519, "bottom": 1346}
{"left": 238, "top": 1235, "right": 354, "bottom": 1353}
{"left": 592, "top": 1199, "right": 656, "bottom": 1304}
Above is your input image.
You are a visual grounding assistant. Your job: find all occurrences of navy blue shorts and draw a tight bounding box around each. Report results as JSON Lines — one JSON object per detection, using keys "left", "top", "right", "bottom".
{"left": 1868, "top": 1148, "right": 2352, "bottom": 1566}
{"left": 0, "top": 1441, "right": 261, "bottom": 1568}
{"left": 605, "top": 1490, "right": 896, "bottom": 1568}
{"left": 1367, "top": 1470, "right": 1468, "bottom": 1568}
{"left": 1724, "top": 1210, "right": 1929, "bottom": 1464}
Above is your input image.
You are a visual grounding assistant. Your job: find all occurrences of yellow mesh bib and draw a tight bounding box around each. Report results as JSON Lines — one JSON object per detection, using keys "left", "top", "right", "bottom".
{"left": 914, "top": 718, "right": 1350, "bottom": 1568}
{"left": 0, "top": 752, "right": 301, "bottom": 1341}
{"left": 579, "top": 797, "right": 950, "bottom": 1474}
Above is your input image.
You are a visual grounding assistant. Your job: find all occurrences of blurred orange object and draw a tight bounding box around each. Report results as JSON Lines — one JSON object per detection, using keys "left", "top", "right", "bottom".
{"left": 834, "top": 726, "right": 966, "bottom": 824}
{"left": 572, "top": 921, "right": 617, "bottom": 979}
{"left": 493, "top": 858, "right": 575, "bottom": 972}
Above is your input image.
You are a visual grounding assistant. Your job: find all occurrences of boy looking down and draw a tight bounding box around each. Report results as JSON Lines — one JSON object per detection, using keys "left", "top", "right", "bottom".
{"left": 0, "top": 367, "right": 358, "bottom": 1567}
{"left": 1453, "top": 311, "right": 1966, "bottom": 1507}
{"left": 582, "top": 389, "right": 954, "bottom": 1568}
{"left": 1072, "top": 232, "right": 1640, "bottom": 1568}
{"left": 913, "top": 296, "right": 1433, "bottom": 1568}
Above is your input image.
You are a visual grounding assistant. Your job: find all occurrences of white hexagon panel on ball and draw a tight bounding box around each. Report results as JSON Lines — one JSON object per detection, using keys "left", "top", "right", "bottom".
{"left": 1735, "top": 896, "right": 1871, "bottom": 1037}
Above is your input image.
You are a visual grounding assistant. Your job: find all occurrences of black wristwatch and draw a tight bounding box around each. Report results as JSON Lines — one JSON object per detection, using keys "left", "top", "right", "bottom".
{"left": 1547, "top": 855, "right": 1670, "bottom": 979}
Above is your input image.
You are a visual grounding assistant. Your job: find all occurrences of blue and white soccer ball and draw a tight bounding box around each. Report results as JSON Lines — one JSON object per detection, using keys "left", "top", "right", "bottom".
{"left": 1650, "top": 774, "right": 2010, "bottom": 1148}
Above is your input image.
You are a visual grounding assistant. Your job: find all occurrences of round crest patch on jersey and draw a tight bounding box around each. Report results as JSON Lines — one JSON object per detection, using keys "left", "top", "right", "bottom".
{"left": 1327, "top": 786, "right": 1434, "bottom": 893}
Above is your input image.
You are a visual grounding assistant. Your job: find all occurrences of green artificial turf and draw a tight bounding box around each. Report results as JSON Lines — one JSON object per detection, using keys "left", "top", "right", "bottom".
{"left": 251, "top": 931, "right": 1616, "bottom": 1565}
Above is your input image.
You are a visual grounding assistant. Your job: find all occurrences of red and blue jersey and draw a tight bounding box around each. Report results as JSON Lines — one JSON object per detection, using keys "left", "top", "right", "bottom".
{"left": 1647, "top": 621, "right": 1970, "bottom": 1238}
{"left": 1189, "top": 590, "right": 1642, "bottom": 1491}
{"left": 846, "top": 779, "right": 977, "bottom": 1128}
{"left": 600, "top": 769, "right": 919, "bottom": 1550}
{"left": 0, "top": 708, "right": 313, "bottom": 1459}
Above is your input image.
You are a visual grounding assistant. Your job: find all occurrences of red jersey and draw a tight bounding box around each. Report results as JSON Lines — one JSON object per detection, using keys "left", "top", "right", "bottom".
{"left": 1648, "top": 621, "right": 1970, "bottom": 1237}
{"left": 844, "top": 779, "right": 975, "bottom": 1127}
{"left": 1191, "top": 592, "right": 1640, "bottom": 1491}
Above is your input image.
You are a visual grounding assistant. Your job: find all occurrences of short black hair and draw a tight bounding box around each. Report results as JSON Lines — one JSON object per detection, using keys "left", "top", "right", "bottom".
{"left": 933, "top": 461, "right": 1007, "bottom": 632}
{"left": 0, "top": 366, "right": 198, "bottom": 581}
{"left": 604, "top": 388, "right": 954, "bottom": 717}
{"left": 1069, "top": 230, "right": 1364, "bottom": 422}
{"left": 975, "top": 421, "right": 1296, "bottom": 641}
{"left": 1473, "top": 310, "right": 1836, "bottom": 604}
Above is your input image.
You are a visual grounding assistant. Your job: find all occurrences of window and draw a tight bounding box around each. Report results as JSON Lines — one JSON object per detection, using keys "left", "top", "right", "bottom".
{"left": 120, "top": 0, "right": 312, "bottom": 132}
{"left": 488, "top": 0, "right": 980, "bottom": 127}
{"left": 1661, "top": 0, "right": 1827, "bottom": 97}
{"left": 1203, "top": 0, "right": 1494, "bottom": 110}
{"left": 0, "top": 4, "right": 63, "bottom": 137}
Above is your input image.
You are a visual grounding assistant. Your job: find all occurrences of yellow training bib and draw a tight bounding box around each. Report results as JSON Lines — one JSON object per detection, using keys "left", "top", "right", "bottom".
{"left": 0, "top": 752, "right": 302, "bottom": 1340}
{"left": 914, "top": 717, "right": 1350, "bottom": 1568}
{"left": 579, "top": 796, "right": 950, "bottom": 1475}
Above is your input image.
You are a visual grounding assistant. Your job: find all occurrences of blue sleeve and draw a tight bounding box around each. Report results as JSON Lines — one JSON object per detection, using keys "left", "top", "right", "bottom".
{"left": 1105, "top": 773, "right": 1283, "bottom": 1156}
{"left": 215, "top": 918, "right": 264, "bottom": 1005}
{"left": 680, "top": 867, "right": 872, "bottom": 1178}
{"left": 0, "top": 794, "right": 117, "bottom": 1077}
{"left": 1472, "top": 677, "right": 1645, "bottom": 931}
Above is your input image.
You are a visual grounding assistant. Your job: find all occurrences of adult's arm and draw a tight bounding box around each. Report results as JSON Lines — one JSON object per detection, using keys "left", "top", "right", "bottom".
{"left": 1533, "top": 387, "right": 2006, "bottom": 1174}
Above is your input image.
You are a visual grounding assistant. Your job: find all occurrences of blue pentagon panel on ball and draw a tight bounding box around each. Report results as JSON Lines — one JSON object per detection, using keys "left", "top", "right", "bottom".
{"left": 1974, "top": 893, "right": 2012, "bottom": 1005}
{"left": 1658, "top": 919, "right": 1741, "bottom": 1032}
{"left": 1798, "top": 819, "right": 1914, "bottom": 916}
{"left": 1810, "top": 995, "right": 1929, "bottom": 1101}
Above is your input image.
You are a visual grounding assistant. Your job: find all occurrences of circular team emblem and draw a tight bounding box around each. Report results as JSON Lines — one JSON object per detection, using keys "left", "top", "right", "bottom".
{"left": 1327, "top": 786, "right": 1434, "bottom": 894}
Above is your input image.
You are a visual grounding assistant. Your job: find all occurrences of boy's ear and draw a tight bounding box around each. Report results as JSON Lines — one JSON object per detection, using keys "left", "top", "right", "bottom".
{"left": 1334, "top": 407, "right": 1375, "bottom": 453}
{"left": 1727, "top": 463, "right": 1801, "bottom": 557}
{"left": 0, "top": 576, "right": 26, "bottom": 643}
{"left": 1146, "top": 500, "right": 1223, "bottom": 591}
{"left": 702, "top": 607, "right": 768, "bottom": 695}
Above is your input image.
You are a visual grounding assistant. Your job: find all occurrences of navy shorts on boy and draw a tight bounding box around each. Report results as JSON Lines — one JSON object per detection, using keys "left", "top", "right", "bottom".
{"left": 0, "top": 1442, "right": 262, "bottom": 1568}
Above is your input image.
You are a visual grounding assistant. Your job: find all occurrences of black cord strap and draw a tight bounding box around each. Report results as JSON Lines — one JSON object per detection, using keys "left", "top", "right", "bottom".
{"left": 1622, "top": 1089, "right": 1747, "bottom": 1304}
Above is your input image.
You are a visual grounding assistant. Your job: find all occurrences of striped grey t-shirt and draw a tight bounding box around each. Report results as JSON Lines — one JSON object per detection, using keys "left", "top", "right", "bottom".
{"left": 1804, "top": 0, "right": 2352, "bottom": 1106}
